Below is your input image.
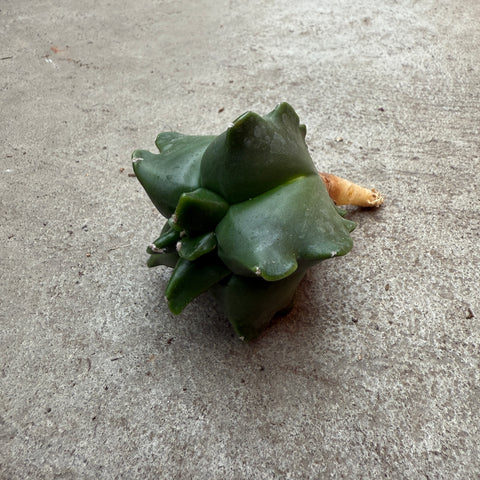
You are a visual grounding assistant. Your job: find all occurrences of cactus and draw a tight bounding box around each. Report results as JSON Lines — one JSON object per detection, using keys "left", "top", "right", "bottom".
{"left": 132, "top": 103, "right": 357, "bottom": 340}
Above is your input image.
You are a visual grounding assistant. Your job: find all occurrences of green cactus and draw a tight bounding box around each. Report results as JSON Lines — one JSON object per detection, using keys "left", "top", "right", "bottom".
{"left": 132, "top": 103, "right": 356, "bottom": 340}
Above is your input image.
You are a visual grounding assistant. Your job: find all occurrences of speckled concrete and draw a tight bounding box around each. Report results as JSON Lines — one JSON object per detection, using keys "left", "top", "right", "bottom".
{"left": 1, "top": 0, "right": 480, "bottom": 478}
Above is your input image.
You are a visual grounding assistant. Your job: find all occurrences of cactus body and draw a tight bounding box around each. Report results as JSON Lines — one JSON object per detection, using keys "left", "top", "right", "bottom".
{"left": 133, "top": 103, "right": 355, "bottom": 340}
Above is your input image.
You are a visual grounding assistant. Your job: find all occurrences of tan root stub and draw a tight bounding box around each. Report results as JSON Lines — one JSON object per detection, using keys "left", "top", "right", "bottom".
{"left": 319, "top": 172, "right": 384, "bottom": 207}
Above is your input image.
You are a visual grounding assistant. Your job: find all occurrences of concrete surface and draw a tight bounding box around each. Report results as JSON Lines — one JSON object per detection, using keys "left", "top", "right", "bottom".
{"left": 1, "top": 0, "right": 479, "bottom": 478}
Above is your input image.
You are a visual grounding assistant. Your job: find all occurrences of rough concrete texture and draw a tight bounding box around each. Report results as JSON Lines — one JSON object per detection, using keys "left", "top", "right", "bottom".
{"left": 1, "top": 0, "right": 479, "bottom": 478}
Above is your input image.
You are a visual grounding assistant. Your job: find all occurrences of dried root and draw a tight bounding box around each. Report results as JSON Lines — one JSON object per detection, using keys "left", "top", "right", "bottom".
{"left": 319, "top": 172, "right": 384, "bottom": 207}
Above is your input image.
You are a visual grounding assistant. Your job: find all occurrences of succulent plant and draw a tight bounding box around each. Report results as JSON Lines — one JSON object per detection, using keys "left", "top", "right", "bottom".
{"left": 132, "top": 103, "right": 359, "bottom": 340}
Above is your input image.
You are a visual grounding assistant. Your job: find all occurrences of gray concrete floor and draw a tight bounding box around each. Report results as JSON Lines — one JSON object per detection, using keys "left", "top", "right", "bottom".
{"left": 2, "top": 0, "right": 480, "bottom": 478}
